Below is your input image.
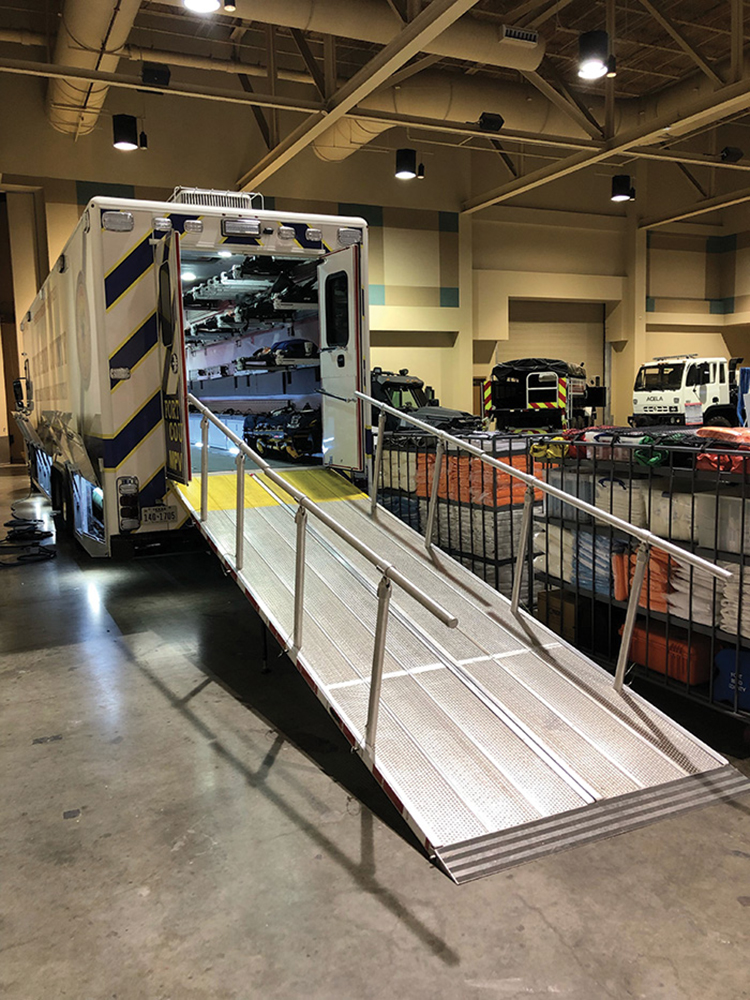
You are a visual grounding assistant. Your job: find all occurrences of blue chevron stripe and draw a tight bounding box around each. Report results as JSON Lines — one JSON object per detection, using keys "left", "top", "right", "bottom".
{"left": 102, "top": 392, "right": 163, "bottom": 469}
{"left": 109, "top": 312, "right": 158, "bottom": 389}
{"left": 104, "top": 233, "right": 153, "bottom": 310}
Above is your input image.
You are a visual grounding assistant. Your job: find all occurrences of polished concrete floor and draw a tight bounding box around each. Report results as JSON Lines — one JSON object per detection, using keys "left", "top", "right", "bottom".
{"left": 2, "top": 463, "right": 750, "bottom": 1000}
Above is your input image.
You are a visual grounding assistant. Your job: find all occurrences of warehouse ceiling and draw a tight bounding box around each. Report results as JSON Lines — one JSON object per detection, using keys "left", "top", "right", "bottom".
{"left": 0, "top": 0, "right": 749, "bottom": 223}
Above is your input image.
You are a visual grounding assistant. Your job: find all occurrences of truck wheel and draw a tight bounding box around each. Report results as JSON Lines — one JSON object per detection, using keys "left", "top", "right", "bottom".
{"left": 705, "top": 415, "right": 731, "bottom": 427}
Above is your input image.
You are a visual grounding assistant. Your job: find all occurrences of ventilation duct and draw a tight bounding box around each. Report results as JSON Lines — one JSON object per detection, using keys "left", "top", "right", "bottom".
{"left": 158, "top": 0, "right": 546, "bottom": 72}
{"left": 311, "top": 71, "right": 598, "bottom": 162}
{"left": 46, "top": 0, "right": 142, "bottom": 136}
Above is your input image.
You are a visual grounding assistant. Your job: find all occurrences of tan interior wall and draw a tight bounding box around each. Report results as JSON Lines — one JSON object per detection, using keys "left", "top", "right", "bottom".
{"left": 645, "top": 330, "right": 734, "bottom": 359}
{"left": 498, "top": 301, "right": 605, "bottom": 385}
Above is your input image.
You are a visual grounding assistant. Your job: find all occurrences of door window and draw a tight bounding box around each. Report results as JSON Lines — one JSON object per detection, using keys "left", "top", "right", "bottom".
{"left": 158, "top": 260, "right": 174, "bottom": 348}
{"left": 325, "top": 271, "right": 349, "bottom": 348}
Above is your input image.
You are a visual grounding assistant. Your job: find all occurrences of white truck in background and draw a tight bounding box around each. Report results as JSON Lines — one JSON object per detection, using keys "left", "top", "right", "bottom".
{"left": 12, "top": 188, "right": 370, "bottom": 556}
{"left": 630, "top": 355, "right": 743, "bottom": 428}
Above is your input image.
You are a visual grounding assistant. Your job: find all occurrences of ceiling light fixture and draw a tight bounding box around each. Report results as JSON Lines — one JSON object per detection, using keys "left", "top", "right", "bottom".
{"left": 611, "top": 174, "right": 635, "bottom": 202}
{"left": 183, "top": 0, "right": 220, "bottom": 12}
{"left": 223, "top": 0, "right": 237, "bottom": 9}
{"left": 578, "top": 30, "right": 609, "bottom": 80}
{"left": 112, "top": 114, "right": 138, "bottom": 150}
{"left": 139, "top": 130, "right": 148, "bottom": 150}
{"left": 395, "top": 147, "right": 417, "bottom": 180}
{"left": 417, "top": 163, "right": 425, "bottom": 180}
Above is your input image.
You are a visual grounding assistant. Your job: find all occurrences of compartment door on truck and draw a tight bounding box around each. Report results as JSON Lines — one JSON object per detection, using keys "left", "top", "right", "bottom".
{"left": 318, "top": 246, "right": 365, "bottom": 472}
{"left": 155, "top": 232, "right": 191, "bottom": 485}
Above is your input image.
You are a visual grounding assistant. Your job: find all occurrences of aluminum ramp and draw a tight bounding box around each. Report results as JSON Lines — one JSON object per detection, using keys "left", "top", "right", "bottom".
{"left": 173, "top": 466, "right": 750, "bottom": 883}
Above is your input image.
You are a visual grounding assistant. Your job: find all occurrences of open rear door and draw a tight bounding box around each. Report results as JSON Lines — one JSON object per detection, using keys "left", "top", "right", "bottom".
{"left": 318, "top": 246, "right": 365, "bottom": 472}
{"left": 155, "top": 232, "right": 191, "bottom": 485}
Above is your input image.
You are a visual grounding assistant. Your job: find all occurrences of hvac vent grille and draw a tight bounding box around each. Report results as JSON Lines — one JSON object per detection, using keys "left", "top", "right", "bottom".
{"left": 500, "top": 25, "right": 539, "bottom": 45}
{"left": 169, "top": 187, "right": 263, "bottom": 209}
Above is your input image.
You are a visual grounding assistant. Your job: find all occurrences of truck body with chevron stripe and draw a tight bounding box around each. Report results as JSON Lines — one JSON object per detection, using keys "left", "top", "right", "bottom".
{"left": 12, "top": 189, "right": 370, "bottom": 556}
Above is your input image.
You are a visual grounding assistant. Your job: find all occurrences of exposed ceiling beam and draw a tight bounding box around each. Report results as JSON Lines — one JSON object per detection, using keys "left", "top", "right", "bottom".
{"left": 604, "top": 0, "right": 615, "bottom": 138}
{"left": 236, "top": 0, "right": 482, "bottom": 191}
{"left": 505, "top": 0, "right": 555, "bottom": 21}
{"left": 353, "top": 108, "right": 601, "bottom": 150}
{"left": 640, "top": 184, "right": 750, "bottom": 229}
{"left": 675, "top": 162, "right": 708, "bottom": 198}
{"left": 731, "top": 0, "right": 744, "bottom": 83}
{"left": 382, "top": 54, "right": 443, "bottom": 89}
{"left": 323, "top": 36, "right": 336, "bottom": 99}
{"left": 634, "top": 147, "right": 750, "bottom": 172}
{"left": 489, "top": 138, "right": 519, "bottom": 178}
{"left": 0, "top": 56, "right": 324, "bottom": 113}
{"left": 522, "top": 70, "right": 603, "bottom": 140}
{"left": 238, "top": 73, "right": 272, "bottom": 149}
{"left": 289, "top": 27, "right": 327, "bottom": 99}
{"left": 635, "top": 0, "right": 724, "bottom": 86}
{"left": 543, "top": 59, "right": 605, "bottom": 137}
{"left": 527, "top": 0, "right": 576, "bottom": 29}
{"left": 462, "top": 74, "right": 750, "bottom": 214}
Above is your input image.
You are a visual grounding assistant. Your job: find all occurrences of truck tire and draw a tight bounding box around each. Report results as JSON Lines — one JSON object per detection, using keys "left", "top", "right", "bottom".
{"left": 706, "top": 415, "right": 731, "bottom": 427}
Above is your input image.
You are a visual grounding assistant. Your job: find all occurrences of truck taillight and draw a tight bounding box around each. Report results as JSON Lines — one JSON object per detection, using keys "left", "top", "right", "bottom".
{"left": 117, "top": 476, "right": 140, "bottom": 532}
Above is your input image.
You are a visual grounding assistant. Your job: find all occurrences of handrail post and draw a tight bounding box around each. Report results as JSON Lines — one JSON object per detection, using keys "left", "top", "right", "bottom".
{"left": 235, "top": 452, "right": 245, "bottom": 572}
{"left": 200, "top": 414, "right": 209, "bottom": 522}
{"left": 511, "top": 485, "right": 536, "bottom": 616}
{"left": 370, "top": 409, "right": 387, "bottom": 515}
{"left": 365, "top": 574, "right": 392, "bottom": 757}
{"left": 424, "top": 439, "right": 445, "bottom": 551}
{"left": 293, "top": 505, "right": 308, "bottom": 650}
{"left": 614, "top": 540, "right": 650, "bottom": 692}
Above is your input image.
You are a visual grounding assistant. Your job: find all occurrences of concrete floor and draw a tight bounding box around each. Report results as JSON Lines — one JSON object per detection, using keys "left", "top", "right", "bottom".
{"left": 2, "top": 464, "right": 750, "bottom": 1000}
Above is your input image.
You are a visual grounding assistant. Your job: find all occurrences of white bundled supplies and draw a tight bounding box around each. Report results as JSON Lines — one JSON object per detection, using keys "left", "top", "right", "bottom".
{"left": 667, "top": 559, "right": 724, "bottom": 628}
{"left": 719, "top": 561, "right": 750, "bottom": 639}
{"left": 533, "top": 525, "right": 574, "bottom": 583}
{"left": 649, "top": 491, "right": 696, "bottom": 541}
{"left": 380, "top": 448, "right": 417, "bottom": 492}
{"left": 594, "top": 476, "right": 648, "bottom": 527}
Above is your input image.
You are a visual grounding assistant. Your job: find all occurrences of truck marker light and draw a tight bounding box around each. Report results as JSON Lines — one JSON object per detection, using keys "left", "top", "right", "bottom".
{"left": 184, "top": 219, "right": 203, "bottom": 234}
{"left": 279, "top": 226, "right": 296, "bottom": 241}
{"left": 221, "top": 218, "right": 261, "bottom": 237}
{"left": 338, "top": 227, "right": 362, "bottom": 246}
{"left": 102, "top": 211, "right": 134, "bottom": 232}
{"left": 305, "top": 228, "right": 322, "bottom": 242}
{"left": 153, "top": 217, "right": 172, "bottom": 232}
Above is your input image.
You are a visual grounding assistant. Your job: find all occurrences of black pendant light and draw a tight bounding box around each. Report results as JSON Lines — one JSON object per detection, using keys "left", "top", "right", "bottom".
{"left": 611, "top": 174, "right": 635, "bottom": 202}
{"left": 395, "top": 148, "right": 417, "bottom": 180}
{"left": 112, "top": 114, "right": 138, "bottom": 151}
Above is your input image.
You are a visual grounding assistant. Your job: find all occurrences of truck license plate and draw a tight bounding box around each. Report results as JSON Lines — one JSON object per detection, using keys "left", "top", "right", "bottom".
{"left": 141, "top": 505, "right": 178, "bottom": 524}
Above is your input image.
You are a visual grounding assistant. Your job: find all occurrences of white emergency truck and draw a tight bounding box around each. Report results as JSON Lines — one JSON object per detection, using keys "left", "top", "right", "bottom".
{"left": 12, "top": 188, "right": 369, "bottom": 556}
{"left": 630, "top": 354, "right": 743, "bottom": 428}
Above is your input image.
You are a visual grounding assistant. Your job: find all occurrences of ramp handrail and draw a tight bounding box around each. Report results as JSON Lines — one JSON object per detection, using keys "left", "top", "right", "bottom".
{"left": 358, "top": 390, "right": 732, "bottom": 693}
{"left": 187, "top": 394, "right": 457, "bottom": 758}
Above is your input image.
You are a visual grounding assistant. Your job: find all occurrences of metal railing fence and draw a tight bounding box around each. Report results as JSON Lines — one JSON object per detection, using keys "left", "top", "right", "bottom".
{"left": 188, "top": 393, "right": 457, "bottom": 757}
{"left": 359, "top": 391, "right": 731, "bottom": 694}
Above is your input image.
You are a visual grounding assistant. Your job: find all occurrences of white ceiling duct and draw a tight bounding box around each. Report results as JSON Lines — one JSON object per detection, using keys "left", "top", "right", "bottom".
{"left": 312, "top": 71, "right": 599, "bottom": 161}
{"left": 158, "top": 0, "right": 546, "bottom": 73}
{"left": 46, "top": 0, "right": 142, "bottom": 136}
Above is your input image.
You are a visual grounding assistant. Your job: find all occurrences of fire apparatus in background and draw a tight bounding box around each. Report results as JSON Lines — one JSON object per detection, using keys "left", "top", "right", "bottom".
{"left": 490, "top": 357, "right": 607, "bottom": 431}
